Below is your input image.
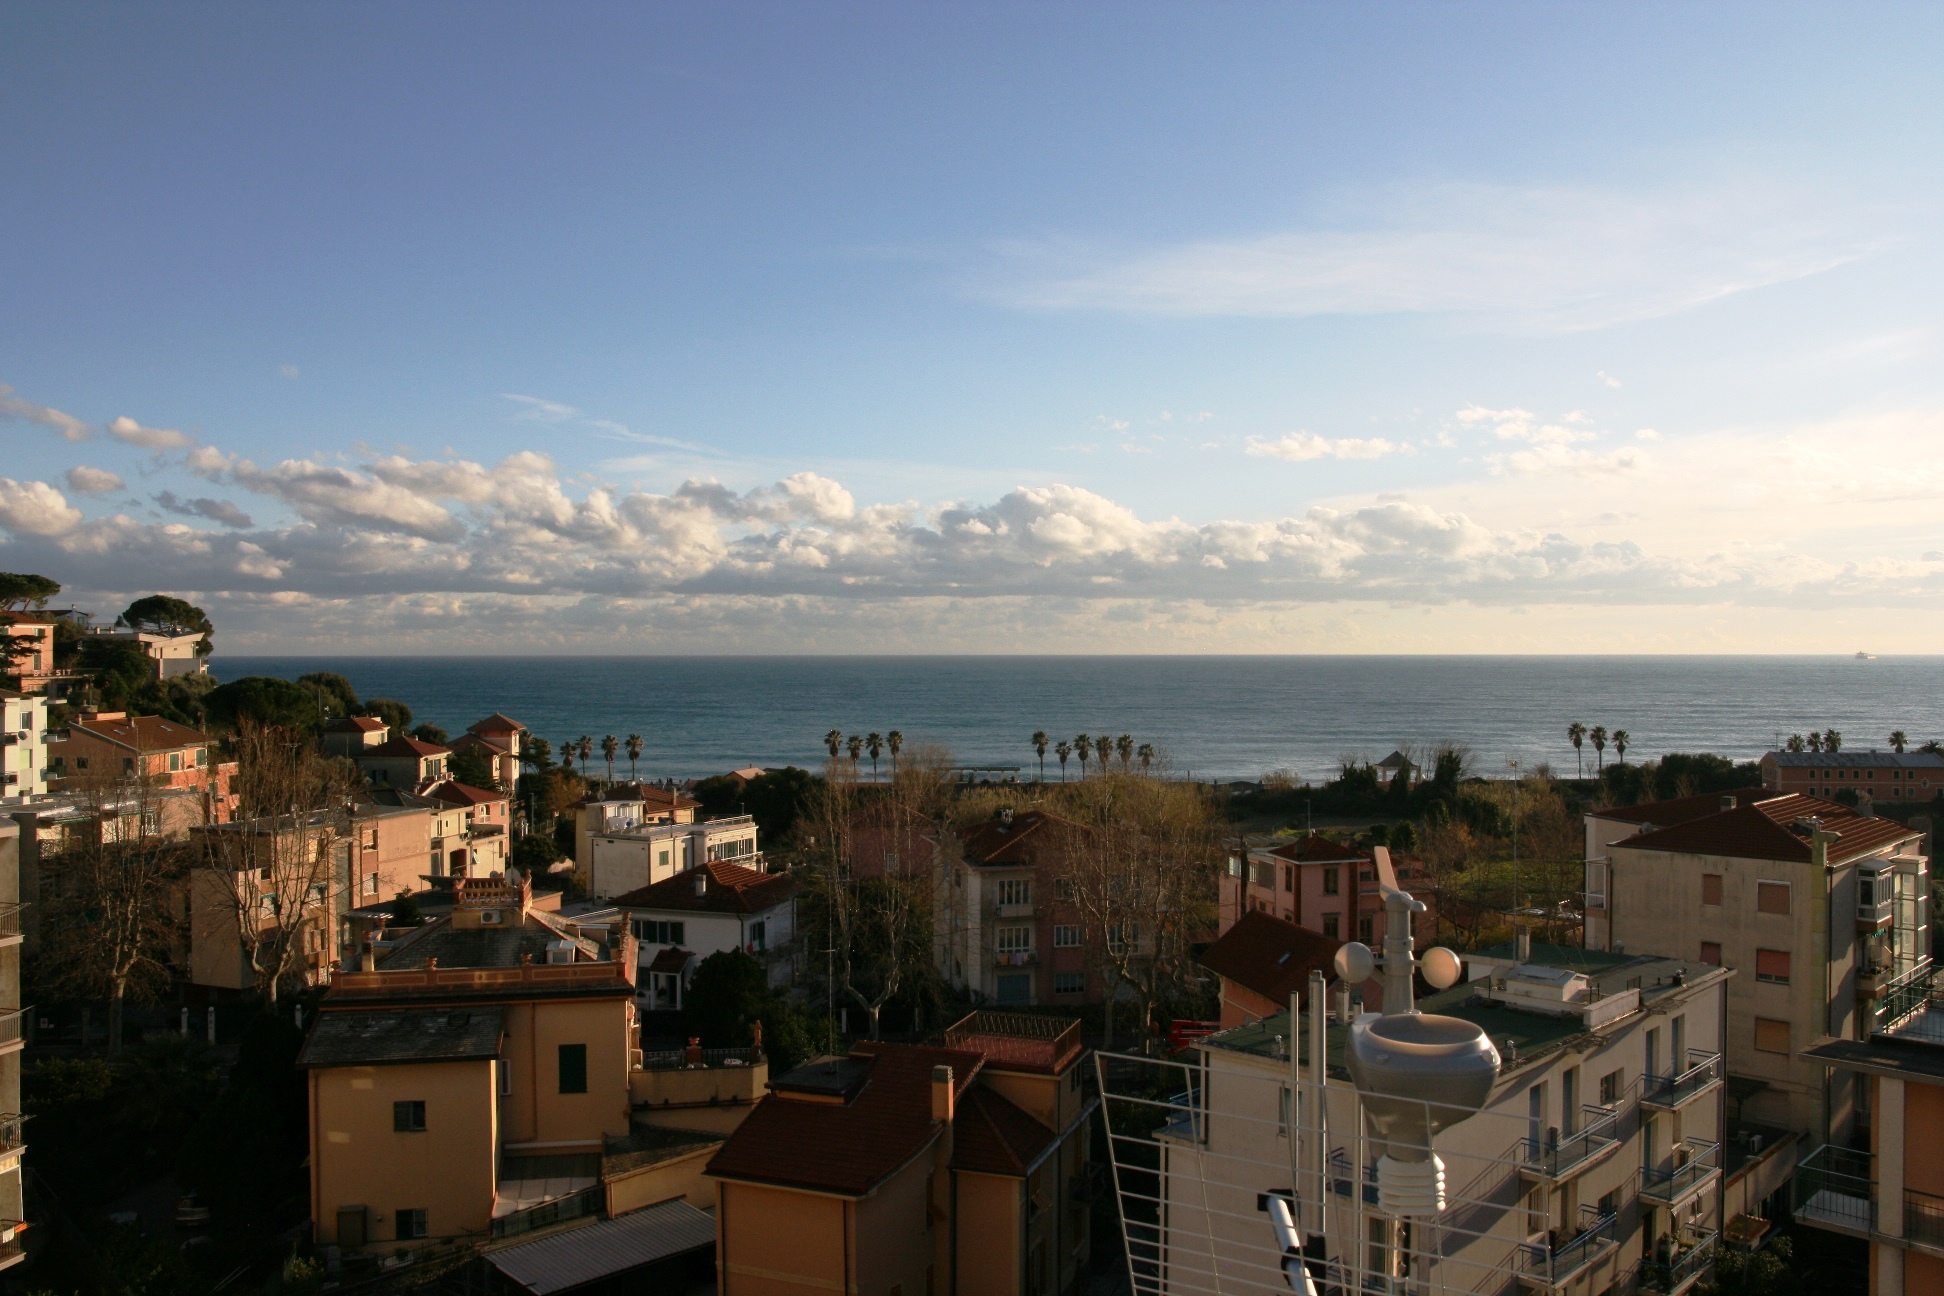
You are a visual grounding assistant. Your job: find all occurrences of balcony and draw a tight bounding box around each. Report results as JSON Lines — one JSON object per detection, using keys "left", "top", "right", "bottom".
{"left": 996, "top": 902, "right": 1035, "bottom": 919}
{"left": 637, "top": 1045, "right": 762, "bottom": 1071}
{"left": 1907, "top": 1189, "right": 1944, "bottom": 1249}
{"left": 1520, "top": 1107, "right": 1621, "bottom": 1183}
{"left": 1640, "top": 1228, "right": 1719, "bottom": 1295}
{"left": 0, "top": 905, "right": 22, "bottom": 947}
{"left": 1794, "top": 1144, "right": 1874, "bottom": 1237}
{"left": 1872, "top": 960, "right": 1934, "bottom": 1035}
{"left": 1518, "top": 1207, "right": 1617, "bottom": 1290}
{"left": 1641, "top": 1050, "right": 1722, "bottom": 1111}
{"left": 1641, "top": 1139, "right": 1721, "bottom": 1208}
{"left": 993, "top": 949, "right": 1038, "bottom": 967}
{"left": 490, "top": 1183, "right": 603, "bottom": 1240}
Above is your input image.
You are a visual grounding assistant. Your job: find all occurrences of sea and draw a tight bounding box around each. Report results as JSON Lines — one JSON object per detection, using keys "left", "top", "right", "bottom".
{"left": 209, "top": 655, "right": 1944, "bottom": 786}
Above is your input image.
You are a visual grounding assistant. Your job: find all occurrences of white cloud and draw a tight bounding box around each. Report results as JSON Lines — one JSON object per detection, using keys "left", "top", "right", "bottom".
{"left": 502, "top": 393, "right": 582, "bottom": 423}
{"left": 107, "top": 415, "right": 194, "bottom": 450}
{"left": 65, "top": 466, "right": 125, "bottom": 495}
{"left": 1597, "top": 371, "right": 1623, "bottom": 388}
{"left": 1455, "top": 405, "right": 1594, "bottom": 446}
{"left": 0, "top": 384, "right": 91, "bottom": 442}
{"left": 0, "top": 479, "right": 83, "bottom": 536}
{"left": 279, "top": 364, "right": 300, "bottom": 379}
{"left": 989, "top": 179, "right": 1874, "bottom": 331}
{"left": 154, "top": 491, "right": 254, "bottom": 528}
{"left": 1246, "top": 432, "right": 1402, "bottom": 461}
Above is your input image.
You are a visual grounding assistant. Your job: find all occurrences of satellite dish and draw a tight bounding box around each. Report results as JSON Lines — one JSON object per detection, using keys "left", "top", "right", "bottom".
{"left": 1335, "top": 941, "right": 1375, "bottom": 984}
{"left": 1420, "top": 946, "right": 1464, "bottom": 991}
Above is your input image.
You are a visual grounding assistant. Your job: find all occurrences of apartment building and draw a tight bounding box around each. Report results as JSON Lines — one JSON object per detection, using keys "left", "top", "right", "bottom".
{"left": 0, "top": 692, "right": 47, "bottom": 804}
{"left": 49, "top": 710, "right": 238, "bottom": 825}
{"left": 1136, "top": 937, "right": 1730, "bottom": 1296}
{"left": 568, "top": 783, "right": 700, "bottom": 869}
{"left": 586, "top": 814, "right": 758, "bottom": 900}
{"left": 936, "top": 807, "right": 1108, "bottom": 1009}
{"left": 706, "top": 1012, "right": 1095, "bottom": 1296}
{"left": 1795, "top": 987, "right": 1944, "bottom": 1294}
{"left": 1762, "top": 750, "right": 1944, "bottom": 802}
{"left": 91, "top": 624, "right": 207, "bottom": 679}
{"left": 0, "top": 613, "right": 86, "bottom": 700}
{"left": 1227, "top": 835, "right": 1437, "bottom": 949}
{"left": 451, "top": 712, "right": 528, "bottom": 791}
{"left": 1585, "top": 791, "right": 1927, "bottom": 1140}
{"left": 0, "top": 821, "right": 28, "bottom": 1272}
{"left": 609, "top": 860, "right": 800, "bottom": 1008}
{"left": 355, "top": 736, "right": 451, "bottom": 792}
{"left": 320, "top": 715, "right": 389, "bottom": 759}
{"left": 300, "top": 872, "right": 641, "bottom": 1252}
{"left": 423, "top": 780, "right": 511, "bottom": 878}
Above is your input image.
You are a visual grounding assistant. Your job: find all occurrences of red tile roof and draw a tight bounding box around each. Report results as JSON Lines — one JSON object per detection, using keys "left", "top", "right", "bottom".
{"left": 706, "top": 1044, "right": 985, "bottom": 1195}
{"left": 958, "top": 808, "right": 1088, "bottom": 867}
{"left": 647, "top": 946, "right": 696, "bottom": 975}
{"left": 1261, "top": 835, "right": 1368, "bottom": 864}
{"left": 1618, "top": 793, "right": 1920, "bottom": 865}
{"left": 1590, "top": 786, "right": 1770, "bottom": 828}
{"left": 450, "top": 732, "right": 511, "bottom": 755}
{"left": 359, "top": 736, "right": 450, "bottom": 758}
{"left": 611, "top": 860, "right": 798, "bottom": 915}
{"left": 70, "top": 713, "right": 212, "bottom": 751}
{"left": 468, "top": 713, "right": 527, "bottom": 735}
{"left": 948, "top": 1085, "right": 1058, "bottom": 1177}
{"left": 1199, "top": 911, "right": 1342, "bottom": 1005}
{"left": 324, "top": 716, "right": 388, "bottom": 733}
{"left": 426, "top": 780, "right": 506, "bottom": 806}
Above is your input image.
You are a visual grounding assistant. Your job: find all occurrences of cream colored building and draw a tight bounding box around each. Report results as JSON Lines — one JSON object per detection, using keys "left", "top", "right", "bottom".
{"left": 0, "top": 692, "right": 47, "bottom": 804}
{"left": 586, "top": 814, "right": 759, "bottom": 900}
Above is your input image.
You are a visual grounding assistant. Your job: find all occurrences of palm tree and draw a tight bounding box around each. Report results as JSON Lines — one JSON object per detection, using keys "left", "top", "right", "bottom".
{"left": 601, "top": 734, "right": 619, "bottom": 784}
{"left": 1074, "top": 734, "right": 1092, "bottom": 774}
{"left": 1806, "top": 731, "right": 1823, "bottom": 753}
{"left": 1891, "top": 730, "right": 1909, "bottom": 753}
{"left": 1589, "top": 725, "right": 1608, "bottom": 771}
{"left": 1116, "top": 734, "right": 1134, "bottom": 771}
{"left": 625, "top": 734, "right": 643, "bottom": 782}
{"left": 1031, "top": 731, "right": 1049, "bottom": 783}
{"left": 1611, "top": 729, "right": 1629, "bottom": 765}
{"left": 1567, "top": 722, "right": 1587, "bottom": 778}
{"left": 887, "top": 731, "right": 903, "bottom": 775}
{"left": 866, "top": 733, "right": 883, "bottom": 781}
{"left": 1786, "top": 733, "right": 1806, "bottom": 753}
{"left": 847, "top": 734, "right": 863, "bottom": 765}
{"left": 1095, "top": 735, "right": 1111, "bottom": 775}
{"left": 1055, "top": 740, "right": 1072, "bottom": 781}
{"left": 1137, "top": 742, "right": 1154, "bottom": 774}
{"left": 825, "top": 729, "right": 844, "bottom": 760}
{"left": 1824, "top": 728, "right": 1842, "bottom": 752}
{"left": 559, "top": 738, "right": 575, "bottom": 773}
{"left": 577, "top": 736, "right": 594, "bottom": 774}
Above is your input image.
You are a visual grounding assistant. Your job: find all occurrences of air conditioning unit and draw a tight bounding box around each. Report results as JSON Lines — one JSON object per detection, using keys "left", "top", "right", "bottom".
{"left": 546, "top": 940, "right": 575, "bottom": 965}
{"left": 478, "top": 910, "right": 503, "bottom": 925}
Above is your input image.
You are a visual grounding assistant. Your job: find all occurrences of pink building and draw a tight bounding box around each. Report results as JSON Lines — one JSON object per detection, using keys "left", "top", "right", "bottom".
{"left": 1224, "top": 835, "right": 1436, "bottom": 949}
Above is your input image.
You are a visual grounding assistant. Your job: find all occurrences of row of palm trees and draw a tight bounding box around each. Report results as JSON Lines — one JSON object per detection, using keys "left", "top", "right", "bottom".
{"left": 557, "top": 733, "right": 645, "bottom": 784}
{"left": 824, "top": 730, "right": 903, "bottom": 780}
{"left": 1029, "top": 731, "right": 1155, "bottom": 781}
{"left": 1783, "top": 729, "right": 1847, "bottom": 753}
{"left": 1565, "top": 723, "right": 1631, "bottom": 778}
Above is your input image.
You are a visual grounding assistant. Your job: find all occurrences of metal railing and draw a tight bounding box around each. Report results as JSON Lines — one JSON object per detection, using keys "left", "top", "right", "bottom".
{"left": 0, "top": 905, "right": 23, "bottom": 940}
{"left": 1874, "top": 959, "right": 1934, "bottom": 1035}
{"left": 1158, "top": 1090, "right": 1203, "bottom": 1143}
{"left": 1522, "top": 1106, "right": 1620, "bottom": 1179}
{"left": 636, "top": 1045, "right": 762, "bottom": 1071}
{"left": 490, "top": 1184, "right": 602, "bottom": 1240}
{"left": 1641, "top": 1228, "right": 1718, "bottom": 1293}
{"left": 994, "top": 949, "right": 1038, "bottom": 967}
{"left": 1907, "top": 1188, "right": 1944, "bottom": 1247}
{"left": 1794, "top": 1144, "right": 1874, "bottom": 1233}
{"left": 1642, "top": 1050, "right": 1722, "bottom": 1108}
{"left": 1642, "top": 1139, "right": 1720, "bottom": 1205}
{"left": 0, "top": 1011, "right": 25, "bottom": 1049}
{"left": 0, "top": 1115, "right": 24, "bottom": 1152}
{"left": 1521, "top": 1207, "right": 1616, "bottom": 1285}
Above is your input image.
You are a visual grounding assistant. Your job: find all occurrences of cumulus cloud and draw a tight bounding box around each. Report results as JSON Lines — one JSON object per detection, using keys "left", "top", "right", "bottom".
{"left": 65, "top": 466, "right": 125, "bottom": 495}
{"left": 154, "top": 491, "right": 254, "bottom": 528}
{"left": 1247, "top": 432, "right": 1402, "bottom": 462}
{"left": 0, "top": 385, "right": 91, "bottom": 442}
{"left": 0, "top": 479, "right": 83, "bottom": 536}
{"left": 107, "top": 415, "right": 194, "bottom": 450}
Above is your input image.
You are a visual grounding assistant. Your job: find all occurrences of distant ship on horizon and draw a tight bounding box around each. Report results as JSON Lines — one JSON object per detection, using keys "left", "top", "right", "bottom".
{"left": 1856, "top": 651, "right": 1879, "bottom": 660}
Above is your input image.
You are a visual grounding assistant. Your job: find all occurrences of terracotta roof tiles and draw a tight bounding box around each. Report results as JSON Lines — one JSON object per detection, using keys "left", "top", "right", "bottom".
{"left": 1618, "top": 793, "right": 1920, "bottom": 864}
{"left": 611, "top": 860, "right": 798, "bottom": 915}
{"left": 1199, "top": 911, "right": 1341, "bottom": 1005}
{"left": 958, "top": 809, "right": 1088, "bottom": 867}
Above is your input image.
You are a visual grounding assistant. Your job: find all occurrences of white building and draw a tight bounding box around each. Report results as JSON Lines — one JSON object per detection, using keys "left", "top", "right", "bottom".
{"left": 585, "top": 814, "right": 760, "bottom": 900}
{"left": 603, "top": 860, "right": 800, "bottom": 1008}
{"left": 1107, "top": 934, "right": 1732, "bottom": 1296}
{"left": 0, "top": 691, "right": 47, "bottom": 805}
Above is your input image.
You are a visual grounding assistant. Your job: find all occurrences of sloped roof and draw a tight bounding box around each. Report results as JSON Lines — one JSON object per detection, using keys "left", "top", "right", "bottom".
{"left": 950, "top": 1084, "right": 1058, "bottom": 1177}
{"left": 1618, "top": 792, "right": 1920, "bottom": 865}
{"left": 70, "top": 713, "right": 211, "bottom": 751}
{"left": 297, "top": 1005, "right": 503, "bottom": 1068}
{"left": 1589, "top": 787, "right": 1771, "bottom": 827}
{"left": 1261, "top": 835, "right": 1368, "bottom": 864}
{"left": 324, "top": 716, "right": 388, "bottom": 733}
{"left": 611, "top": 860, "right": 798, "bottom": 915}
{"left": 706, "top": 1044, "right": 985, "bottom": 1195}
{"left": 468, "top": 712, "right": 527, "bottom": 735}
{"left": 450, "top": 732, "right": 511, "bottom": 755}
{"left": 486, "top": 1198, "right": 714, "bottom": 1295}
{"left": 647, "top": 946, "right": 696, "bottom": 975}
{"left": 1769, "top": 750, "right": 1944, "bottom": 770}
{"left": 426, "top": 780, "right": 506, "bottom": 806}
{"left": 1199, "top": 911, "right": 1342, "bottom": 1005}
{"left": 358, "top": 736, "right": 450, "bottom": 759}
{"left": 959, "top": 808, "right": 1088, "bottom": 867}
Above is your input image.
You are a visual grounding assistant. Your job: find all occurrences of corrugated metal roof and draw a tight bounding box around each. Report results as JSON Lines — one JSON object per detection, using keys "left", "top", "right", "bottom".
{"left": 486, "top": 1198, "right": 715, "bottom": 1295}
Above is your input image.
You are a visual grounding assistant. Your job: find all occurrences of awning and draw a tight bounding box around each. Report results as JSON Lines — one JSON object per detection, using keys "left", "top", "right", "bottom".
{"left": 485, "top": 1198, "right": 714, "bottom": 1295}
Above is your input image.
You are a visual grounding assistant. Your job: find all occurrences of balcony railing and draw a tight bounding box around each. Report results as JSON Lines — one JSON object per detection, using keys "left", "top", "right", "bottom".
{"left": 994, "top": 949, "right": 1038, "bottom": 967}
{"left": 1521, "top": 1208, "right": 1616, "bottom": 1287}
{"left": 1907, "top": 1188, "right": 1944, "bottom": 1248}
{"left": 1794, "top": 1144, "right": 1874, "bottom": 1234}
{"left": 490, "top": 1184, "right": 603, "bottom": 1240}
{"left": 1640, "top": 1229, "right": 1719, "bottom": 1294}
{"left": 636, "top": 1045, "right": 762, "bottom": 1071}
{"left": 1873, "top": 960, "right": 1934, "bottom": 1035}
{"left": 1642, "top": 1140, "right": 1721, "bottom": 1207}
{"left": 0, "top": 1011, "right": 24, "bottom": 1050}
{"left": 1522, "top": 1106, "right": 1620, "bottom": 1180}
{"left": 1642, "top": 1050, "right": 1722, "bottom": 1110}
{"left": 0, "top": 906, "right": 23, "bottom": 940}
{"left": 0, "top": 1115, "right": 24, "bottom": 1153}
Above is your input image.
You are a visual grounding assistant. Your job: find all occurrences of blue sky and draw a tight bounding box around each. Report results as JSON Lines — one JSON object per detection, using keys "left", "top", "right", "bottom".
{"left": 4, "top": 4, "right": 1943, "bottom": 652}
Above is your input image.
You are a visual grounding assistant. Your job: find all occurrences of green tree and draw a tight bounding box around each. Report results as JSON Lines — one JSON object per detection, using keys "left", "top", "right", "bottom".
{"left": 866, "top": 732, "right": 883, "bottom": 780}
{"left": 1824, "top": 728, "right": 1843, "bottom": 752}
{"left": 412, "top": 722, "right": 449, "bottom": 745}
{"left": 0, "top": 571, "right": 61, "bottom": 609}
{"left": 120, "top": 594, "right": 215, "bottom": 657}
{"left": 1137, "top": 742, "right": 1155, "bottom": 774}
{"left": 297, "top": 670, "right": 359, "bottom": 718}
{"left": 683, "top": 950, "right": 770, "bottom": 1048}
{"left": 825, "top": 729, "right": 843, "bottom": 760}
{"left": 742, "top": 767, "right": 824, "bottom": 843}
{"left": 1567, "top": 722, "right": 1587, "bottom": 778}
{"left": 360, "top": 697, "right": 413, "bottom": 734}
{"left": 1116, "top": 734, "right": 1134, "bottom": 771}
{"left": 887, "top": 730, "right": 903, "bottom": 775}
{"left": 204, "top": 675, "right": 325, "bottom": 732}
{"left": 1891, "top": 730, "right": 1909, "bottom": 753}
{"left": 1612, "top": 729, "right": 1630, "bottom": 764}
{"left": 1389, "top": 820, "right": 1419, "bottom": 853}
{"left": 846, "top": 733, "right": 863, "bottom": 764}
{"left": 1074, "top": 734, "right": 1093, "bottom": 773}
{"left": 511, "top": 832, "right": 562, "bottom": 875}
{"left": 601, "top": 733, "right": 619, "bottom": 783}
{"left": 577, "top": 734, "right": 594, "bottom": 771}
{"left": 1032, "top": 731, "right": 1049, "bottom": 782}
{"left": 1786, "top": 733, "right": 1806, "bottom": 752}
{"left": 391, "top": 891, "right": 424, "bottom": 926}
{"left": 449, "top": 745, "right": 496, "bottom": 789}
{"left": 626, "top": 733, "right": 643, "bottom": 781}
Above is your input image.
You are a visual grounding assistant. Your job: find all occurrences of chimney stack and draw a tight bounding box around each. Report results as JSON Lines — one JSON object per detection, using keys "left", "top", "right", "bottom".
{"left": 1720, "top": 795, "right": 1737, "bottom": 812}
{"left": 359, "top": 943, "right": 375, "bottom": 972}
{"left": 1515, "top": 927, "right": 1531, "bottom": 961}
{"left": 931, "top": 1065, "right": 955, "bottom": 1122}
{"left": 693, "top": 870, "right": 708, "bottom": 896}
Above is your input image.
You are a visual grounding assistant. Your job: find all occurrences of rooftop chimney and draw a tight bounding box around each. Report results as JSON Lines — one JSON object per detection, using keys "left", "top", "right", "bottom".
{"left": 1720, "top": 795, "right": 1737, "bottom": 812}
{"left": 931, "top": 1065, "right": 955, "bottom": 1122}
{"left": 359, "top": 943, "right": 375, "bottom": 972}
{"left": 693, "top": 870, "right": 708, "bottom": 896}
{"left": 1514, "top": 927, "right": 1531, "bottom": 961}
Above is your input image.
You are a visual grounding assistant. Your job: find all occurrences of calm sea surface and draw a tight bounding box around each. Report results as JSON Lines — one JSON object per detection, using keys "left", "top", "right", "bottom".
{"left": 213, "top": 656, "right": 1944, "bottom": 784}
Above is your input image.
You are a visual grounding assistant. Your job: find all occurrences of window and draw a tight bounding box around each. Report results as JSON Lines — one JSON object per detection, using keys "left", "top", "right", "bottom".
{"left": 198, "top": 747, "right": 209, "bottom": 766}
{"left": 336, "top": 1205, "right": 369, "bottom": 1248}
{"left": 558, "top": 1043, "right": 588, "bottom": 1094}
{"left": 657, "top": 849, "right": 670, "bottom": 870}
{"left": 168, "top": 751, "right": 181, "bottom": 771}
{"left": 1322, "top": 913, "right": 1340, "bottom": 940}
{"left": 1599, "top": 1069, "right": 1623, "bottom": 1105}
{"left": 394, "top": 1209, "right": 428, "bottom": 1241}
{"left": 1701, "top": 873, "right": 1722, "bottom": 906}
{"left": 1700, "top": 941, "right": 1722, "bottom": 966}
{"left": 1358, "top": 916, "right": 1374, "bottom": 944}
{"left": 748, "top": 919, "right": 767, "bottom": 951}
{"left": 1757, "top": 882, "right": 1791, "bottom": 915}
{"left": 1322, "top": 867, "right": 1339, "bottom": 895}
{"left": 1228, "top": 856, "right": 1243, "bottom": 878}
{"left": 1756, "top": 949, "right": 1791, "bottom": 984}
{"left": 631, "top": 918, "right": 685, "bottom": 945}
{"left": 1278, "top": 1085, "right": 1292, "bottom": 1137}
{"left": 122, "top": 757, "right": 135, "bottom": 774}
{"left": 1054, "top": 924, "right": 1083, "bottom": 947}
{"left": 365, "top": 872, "right": 379, "bottom": 894}
{"left": 1056, "top": 878, "right": 1075, "bottom": 900}
{"left": 998, "top": 878, "right": 1032, "bottom": 906}
{"left": 75, "top": 756, "right": 89, "bottom": 770}
{"left": 1053, "top": 971, "right": 1086, "bottom": 994}
{"left": 998, "top": 925, "right": 1033, "bottom": 953}
{"left": 1283, "top": 865, "right": 1294, "bottom": 892}
{"left": 1754, "top": 1018, "right": 1791, "bottom": 1054}
{"left": 393, "top": 1100, "right": 426, "bottom": 1132}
